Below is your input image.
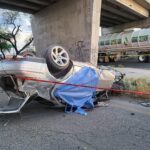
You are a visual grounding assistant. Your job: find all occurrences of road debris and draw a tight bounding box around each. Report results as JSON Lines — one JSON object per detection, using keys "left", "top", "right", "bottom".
{"left": 141, "top": 102, "right": 150, "bottom": 107}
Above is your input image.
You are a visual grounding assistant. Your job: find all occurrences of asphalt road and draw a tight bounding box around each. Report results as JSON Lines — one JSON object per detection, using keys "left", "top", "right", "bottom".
{"left": 0, "top": 96, "right": 150, "bottom": 150}
{"left": 0, "top": 59, "right": 149, "bottom": 150}
{"left": 99, "top": 58, "right": 150, "bottom": 70}
{"left": 100, "top": 58, "right": 150, "bottom": 78}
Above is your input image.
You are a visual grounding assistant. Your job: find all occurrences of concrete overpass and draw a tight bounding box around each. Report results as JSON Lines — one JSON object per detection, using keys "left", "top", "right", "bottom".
{"left": 0, "top": 0, "right": 150, "bottom": 65}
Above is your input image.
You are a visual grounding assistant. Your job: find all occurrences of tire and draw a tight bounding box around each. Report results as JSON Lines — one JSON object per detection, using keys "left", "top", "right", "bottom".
{"left": 109, "top": 55, "right": 118, "bottom": 62}
{"left": 45, "top": 45, "right": 70, "bottom": 73}
{"left": 53, "top": 60, "right": 73, "bottom": 78}
{"left": 109, "top": 57, "right": 115, "bottom": 62}
{"left": 98, "top": 53, "right": 106, "bottom": 63}
{"left": 138, "top": 55, "right": 149, "bottom": 63}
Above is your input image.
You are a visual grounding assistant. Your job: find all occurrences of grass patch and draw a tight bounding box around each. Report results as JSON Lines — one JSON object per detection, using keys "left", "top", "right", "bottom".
{"left": 123, "top": 78, "right": 150, "bottom": 99}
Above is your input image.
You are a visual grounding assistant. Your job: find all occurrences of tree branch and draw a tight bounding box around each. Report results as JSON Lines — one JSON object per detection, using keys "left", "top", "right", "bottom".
{"left": 14, "top": 25, "right": 21, "bottom": 36}
{"left": 0, "top": 49, "right": 5, "bottom": 59}
{"left": 1, "top": 11, "right": 33, "bottom": 57}
{"left": 0, "top": 33, "right": 18, "bottom": 53}
{"left": 18, "top": 38, "right": 34, "bottom": 55}
{"left": 12, "top": 23, "right": 16, "bottom": 35}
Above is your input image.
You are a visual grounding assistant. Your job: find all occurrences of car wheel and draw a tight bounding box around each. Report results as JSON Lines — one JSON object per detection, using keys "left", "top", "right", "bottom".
{"left": 138, "top": 55, "right": 149, "bottom": 63}
{"left": 53, "top": 60, "right": 73, "bottom": 78}
{"left": 45, "top": 45, "right": 70, "bottom": 73}
{"left": 109, "top": 57, "right": 115, "bottom": 62}
{"left": 98, "top": 53, "right": 106, "bottom": 63}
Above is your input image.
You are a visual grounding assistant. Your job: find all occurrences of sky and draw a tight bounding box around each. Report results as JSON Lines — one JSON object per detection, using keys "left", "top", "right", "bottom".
{"left": 0, "top": 9, "right": 32, "bottom": 50}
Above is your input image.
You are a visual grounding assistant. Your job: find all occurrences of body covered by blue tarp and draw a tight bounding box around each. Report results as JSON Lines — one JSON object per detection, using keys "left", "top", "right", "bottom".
{"left": 54, "top": 67, "right": 99, "bottom": 115}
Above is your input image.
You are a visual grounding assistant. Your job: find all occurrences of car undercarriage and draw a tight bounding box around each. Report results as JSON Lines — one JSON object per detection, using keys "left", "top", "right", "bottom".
{"left": 0, "top": 45, "right": 124, "bottom": 115}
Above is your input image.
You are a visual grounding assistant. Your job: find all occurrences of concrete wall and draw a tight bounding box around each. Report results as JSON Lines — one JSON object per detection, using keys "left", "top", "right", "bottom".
{"left": 32, "top": 0, "right": 101, "bottom": 66}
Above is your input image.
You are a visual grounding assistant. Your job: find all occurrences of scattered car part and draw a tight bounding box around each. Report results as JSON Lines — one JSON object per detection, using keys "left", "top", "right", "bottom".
{"left": 0, "top": 93, "right": 35, "bottom": 114}
{"left": 99, "top": 65, "right": 125, "bottom": 93}
{"left": 141, "top": 102, "right": 150, "bottom": 107}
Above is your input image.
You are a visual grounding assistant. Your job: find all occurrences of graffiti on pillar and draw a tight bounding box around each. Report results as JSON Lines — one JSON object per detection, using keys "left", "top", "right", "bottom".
{"left": 69, "top": 41, "right": 88, "bottom": 62}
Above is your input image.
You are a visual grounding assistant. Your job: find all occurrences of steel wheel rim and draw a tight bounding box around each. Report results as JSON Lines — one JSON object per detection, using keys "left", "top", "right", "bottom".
{"left": 139, "top": 55, "right": 145, "bottom": 62}
{"left": 51, "top": 46, "right": 69, "bottom": 67}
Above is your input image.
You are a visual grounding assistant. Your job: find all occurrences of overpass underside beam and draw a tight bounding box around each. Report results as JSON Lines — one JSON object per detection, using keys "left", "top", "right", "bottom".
{"left": 32, "top": 0, "right": 101, "bottom": 66}
{"left": 107, "top": 0, "right": 149, "bottom": 18}
{"left": 102, "top": 17, "right": 150, "bottom": 35}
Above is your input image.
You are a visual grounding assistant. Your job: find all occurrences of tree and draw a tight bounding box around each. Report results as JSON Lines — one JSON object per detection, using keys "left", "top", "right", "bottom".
{"left": 0, "top": 40, "right": 12, "bottom": 59}
{"left": 0, "top": 10, "right": 33, "bottom": 58}
{"left": 0, "top": 28, "right": 12, "bottom": 59}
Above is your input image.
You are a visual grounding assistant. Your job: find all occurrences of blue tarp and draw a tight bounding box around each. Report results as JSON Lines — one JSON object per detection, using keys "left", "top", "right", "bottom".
{"left": 54, "top": 67, "right": 99, "bottom": 115}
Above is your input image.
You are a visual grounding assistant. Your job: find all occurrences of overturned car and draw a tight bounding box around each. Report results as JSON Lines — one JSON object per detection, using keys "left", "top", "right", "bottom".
{"left": 0, "top": 45, "right": 124, "bottom": 115}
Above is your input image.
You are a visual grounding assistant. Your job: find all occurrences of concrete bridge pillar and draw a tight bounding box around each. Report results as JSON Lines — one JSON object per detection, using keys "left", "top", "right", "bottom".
{"left": 32, "top": 0, "right": 101, "bottom": 66}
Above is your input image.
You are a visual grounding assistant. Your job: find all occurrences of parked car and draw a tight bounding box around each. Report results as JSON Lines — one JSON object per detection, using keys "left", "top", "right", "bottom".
{"left": 0, "top": 45, "right": 124, "bottom": 115}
